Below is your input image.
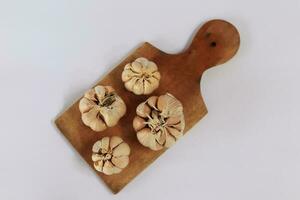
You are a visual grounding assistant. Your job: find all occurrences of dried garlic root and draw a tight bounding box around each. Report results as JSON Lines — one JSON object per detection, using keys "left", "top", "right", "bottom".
{"left": 122, "top": 57, "right": 161, "bottom": 95}
{"left": 92, "top": 136, "right": 130, "bottom": 175}
{"left": 79, "top": 85, "right": 126, "bottom": 132}
{"left": 133, "top": 93, "right": 185, "bottom": 151}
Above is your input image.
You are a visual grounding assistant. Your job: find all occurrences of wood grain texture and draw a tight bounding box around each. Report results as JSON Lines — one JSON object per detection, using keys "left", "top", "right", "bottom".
{"left": 55, "top": 19, "right": 240, "bottom": 193}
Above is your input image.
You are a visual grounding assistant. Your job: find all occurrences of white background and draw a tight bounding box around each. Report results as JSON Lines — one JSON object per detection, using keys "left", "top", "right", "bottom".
{"left": 0, "top": 0, "right": 299, "bottom": 199}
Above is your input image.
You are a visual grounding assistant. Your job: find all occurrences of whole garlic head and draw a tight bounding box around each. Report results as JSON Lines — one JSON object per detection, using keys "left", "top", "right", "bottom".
{"left": 122, "top": 57, "right": 161, "bottom": 95}
{"left": 92, "top": 136, "right": 130, "bottom": 175}
{"left": 79, "top": 85, "right": 126, "bottom": 132}
{"left": 133, "top": 93, "right": 185, "bottom": 151}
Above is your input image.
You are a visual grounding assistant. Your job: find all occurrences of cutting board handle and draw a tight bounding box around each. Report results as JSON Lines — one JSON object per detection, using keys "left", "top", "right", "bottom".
{"left": 183, "top": 19, "right": 240, "bottom": 76}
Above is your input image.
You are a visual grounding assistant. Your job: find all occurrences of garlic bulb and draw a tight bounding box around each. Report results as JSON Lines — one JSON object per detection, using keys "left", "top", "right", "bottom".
{"left": 121, "top": 57, "right": 161, "bottom": 95}
{"left": 79, "top": 85, "right": 126, "bottom": 132}
{"left": 92, "top": 136, "right": 130, "bottom": 175}
{"left": 133, "top": 93, "right": 185, "bottom": 151}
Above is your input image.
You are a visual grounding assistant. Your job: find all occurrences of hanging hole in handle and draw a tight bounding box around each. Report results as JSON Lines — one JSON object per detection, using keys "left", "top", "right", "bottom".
{"left": 210, "top": 41, "right": 217, "bottom": 47}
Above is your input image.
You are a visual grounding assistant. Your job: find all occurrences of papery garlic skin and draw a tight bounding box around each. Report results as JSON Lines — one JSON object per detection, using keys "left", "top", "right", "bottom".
{"left": 122, "top": 57, "right": 161, "bottom": 95}
{"left": 133, "top": 93, "right": 185, "bottom": 151}
{"left": 79, "top": 85, "right": 126, "bottom": 132}
{"left": 92, "top": 136, "right": 130, "bottom": 175}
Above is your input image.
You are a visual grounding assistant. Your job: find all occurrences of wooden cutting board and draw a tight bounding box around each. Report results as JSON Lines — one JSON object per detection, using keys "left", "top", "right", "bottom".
{"left": 55, "top": 19, "right": 240, "bottom": 194}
